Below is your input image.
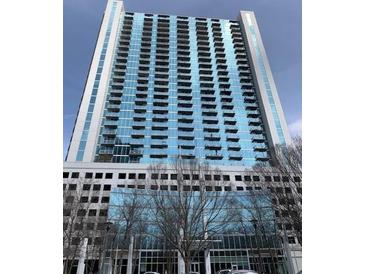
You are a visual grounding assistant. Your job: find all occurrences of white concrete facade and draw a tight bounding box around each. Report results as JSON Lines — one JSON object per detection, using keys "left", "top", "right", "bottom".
{"left": 238, "top": 11, "right": 292, "bottom": 147}
{"left": 66, "top": 0, "right": 124, "bottom": 162}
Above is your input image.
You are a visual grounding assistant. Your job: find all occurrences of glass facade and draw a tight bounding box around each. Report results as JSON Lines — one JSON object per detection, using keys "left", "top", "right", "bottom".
{"left": 94, "top": 12, "right": 270, "bottom": 166}
{"left": 107, "top": 188, "right": 286, "bottom": 274}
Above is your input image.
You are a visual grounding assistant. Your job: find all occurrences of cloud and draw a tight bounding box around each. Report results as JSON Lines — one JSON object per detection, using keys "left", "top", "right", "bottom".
{"left": 288, "top": 118, "right": 302, "bottom": 137}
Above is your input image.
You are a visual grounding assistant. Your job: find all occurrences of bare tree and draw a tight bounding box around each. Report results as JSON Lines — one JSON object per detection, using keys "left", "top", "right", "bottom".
{"left": 63, "top": 178, "right": 94, "bottom": 274}
{"left": 148, "top": 159, "right": 237, "bottom": 274}
{"left": 253, "top": 136, "right": 302, "bottom": 246}
{"left": 106, "top": 187, "right": 149, "bottom": 274}
{"left": 232, "top": 189, "right": 282, "bottom": 274}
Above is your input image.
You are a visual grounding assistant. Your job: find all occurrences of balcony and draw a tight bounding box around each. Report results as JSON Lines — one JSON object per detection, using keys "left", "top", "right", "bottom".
{"left": 102, "top": 129, "right": 117, "bottom": 136}
{"left": 178, "top": 131, "right": 195, "bottom": 138}
{"left": 107, "top": 104, "right": 120, "bottom": 111}
{"left": 110, "top": 90, "right": 123, "bottom": 96}
{"left": 252, "top": 134, "right": 266, "bottom": 143}
{"left": 254, "top": 143, "right": 268, "bottom": 152}
{"left": 202, "top": 118, "right": 218, "bottom": 124}
{"left": 226, "top": 134, "right": 239, "bottom": 142}
{"left": 98, "top": 148, "right": 114, "bottom": 155}
{"left": 109, "top": 96, "right": 122, "bottom": 103}
{"left": 105, "top": 112, "right": 119, "bottom": 119}
{"left": 100, "top": 138, "right": 115, "bottom": 146}
{"left": 103, "top": 120, "right": 118, "bottom": 127}
{"left": 243, "top": 89, "right": 255, "bottom": 96}
{"left": 227, "top": 144, "right": 241, "bottom": 151}
{"left": 131, "top": 130, "right": 145, "bottom": 138}
{"left": 205, "top": 152, "right": 223, "bottom": 160}
{"left": 204, "top": 133, "right": 220, "bottom": 141}
{"left": 250, "top": 126, "right": 264, "bottom": 134}
{"left": 129, "top": 148, "right": 143, "bottom": 156}
{"left": 205, "top": 142, "right": 222, "bottom": 150}
{"left": 245, "top": 102, "right": 259, "bottom": 110}
{"left": 229, "top": 152, "right": 243, "bottom": 160}
{"left": 256, "top": 153, "right": 270, "bottom": 162}
{"left": 247, "top": 111, "right": 261, "bottom": 119}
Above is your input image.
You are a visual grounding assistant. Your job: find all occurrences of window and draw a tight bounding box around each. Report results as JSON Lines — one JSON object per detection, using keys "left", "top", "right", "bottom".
{"left": 103, "top": 185, "right": 111, "bottom": 191}
{"left": 63, "top": 184, "right": 66, "bottom": 190}
{"left": 273, "top": 176, "right": 280, "bottom": 182}
{"left": 183, "top": 185, "right": 191, "bottom": 191}
{"left": 253, "top": 176, "right": 260, "bottom": 182}
{"left": 137, "top": 185, "right": 145, "bottom": 189}
{"left": 138, "top": 173, "right": 146, "bottom": 180}
{"left": 151, "top": 185, "right": 158, "bottom": 190}
{"left": 69, "top": 184, "right": 77, "bottom": 190}
{"left": 127, "top": 185, "right": 135, "bottom": 189}
{"left": 151, "top": 173, "right": 158, "bottom": 179}
{"left": 235, "top": 175, "right": 242, "bottom": 181}
{"left": 285, "top": 224, "right": 293, "bottom": 230}
{"left": 91, "top": 197, "right": 99, "bottom": 203}
{"left": 95, "top": 173, "right": 103, "bottom": 179}
{"left": 183, "top": 174, "right": 190, "bottom": 180}
{"left": 119, "top": 173, "right": 126, "bottom": 179}
{"left": 93, "top": 184, "right": 101, "bottom": 191}
{"left": 71, "top": 172, "right": 79, "bottom": 179}
{"left": 285, "top": 187, "right": 292, "bottom": 194}
{"left": 63, "top": 172, "right": 69, "bottom": 179}
{"left": 288, "top": 237, "right": 296, "bottom": 244}
{"left": 160, "top": 185, "right": 168, "bottom": 190}
{"left": 214, "top": 186, "right": 222, "bottom": 191}
{"left": 282, "top": 176, "right": 289, "bottom": 182}
{"left": 236, "top": 186, "right": 244, "bottom": 191}
{"left": 105, "top": 173, "right": 113, "bottom": 179}
{"left": 71, "top": 237, "right": 80, "bottom": 245}
{"left": 223, "top": 175, "right": 230, "bottom": 181}
{"left": 99, "top": 209, "right": 108, "bottom": 216}
{"left": 97, "top": 223, "right": 106, "bottom": 230}
{"left": 94, "top": 237, "right": 103, "bottom": 245}
{"left": 214, "top": 175, "right": 221, "bottom": 181}
{"left": 118, "top": 184, "right": 125, "bottom": 188}
{"left": 63, "top": 209, "right": 71, "bottom": 216}
{"left": 161, "top": 174, "right": 168, "bottom": 180}
{"left": 65, "top": 196, "right": 74, "bottom": 203}
{"left": 294, "top": 176, "right": 301, "bottom": 182}
{"left": 169, "top": 185, "right": 177, "bottom": 191}
{"left": 192, "top": 174, "right": 199, "bottom": 180}
{"left": 244, "top": 176, "right": 251, "bottom": 182}
{"left": 88, "top": 209, "right": 97, "bottom": 216}
{"left": 63, "top": 223, "right": 68, "bottom": 230}
{"left": 206, "top": 186, "right": 213, "bottom": 191}
{"left": 246, "top": 186, "right": 253, "bottom": 191}
{"left": 205, "top": 174, "right": 212, "bottom": 181}
{"left": 81, "top": 196, "right": 88, "bottom": 203}
{"left": 86, "top": 223, "right": 95, "bottom": 230}
{"left": 170, "top": 174, "right": 177, "bottom": 180}
{"left": 275, "top": 187, "right": 283, "bottom": 193}
{"left": 192, "top": 186, "right": 200, "bottom": 191}
{"left": 297, "top": 187, "right": 302, "bottom": 194}
{"left": 264, "top": 176, "right": 272, "bottom": 182}
{"left": 224, "top": 186, "right": 231, "bottom": 191}
{"left": 77, "top": 209, "right": 87, "bottom": 216}
{"left": 126, "top": 173, "right": 134, "bottom": 180}
{"left": 85, "top": 172, "right": 93, "bottom": 179}
{"left": 83, "top": 184, "right": 91, "bottom": 191}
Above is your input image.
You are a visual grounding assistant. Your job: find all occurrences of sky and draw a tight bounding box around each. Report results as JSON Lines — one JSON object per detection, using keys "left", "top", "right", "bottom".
{"left": 64, "top": 0, "right": 302, "bottom": 156}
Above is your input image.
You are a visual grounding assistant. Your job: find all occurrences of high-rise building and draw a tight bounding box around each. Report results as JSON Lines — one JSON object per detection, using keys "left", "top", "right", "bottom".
{"left": 64, "top": 1, "right": 301, "bottom": 274}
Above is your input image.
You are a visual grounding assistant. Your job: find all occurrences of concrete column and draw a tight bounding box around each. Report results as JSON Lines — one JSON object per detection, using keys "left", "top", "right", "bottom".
{"left": 178, "top": 251, "right": 185, "bottom": 274}
{"left": 77, "top": 238, "right": 88, "bottom": 274}
{"left": 204, "top": 249, "right": 211, "bottom": 274}
{"left": 126, "top": 236, "right": 134, "bottom": 274}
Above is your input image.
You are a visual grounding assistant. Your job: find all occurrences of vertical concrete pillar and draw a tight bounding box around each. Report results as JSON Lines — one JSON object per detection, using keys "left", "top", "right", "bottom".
{"left": 204, "top": 249, "right": 211, "bottom": 274}
{"left": 127, "top": 236, "right": 134, "bottom": 274}
{"left": 77, "top": 238, "right": 88, "bottom": 274}
{"left": 178, "top": 251, "right": 185, "bottom": 274}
